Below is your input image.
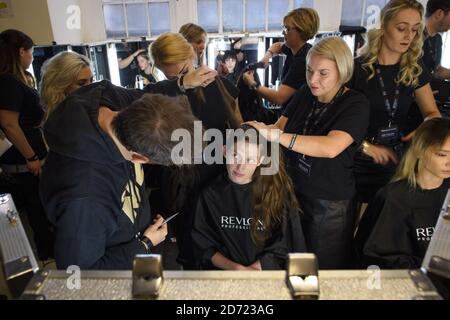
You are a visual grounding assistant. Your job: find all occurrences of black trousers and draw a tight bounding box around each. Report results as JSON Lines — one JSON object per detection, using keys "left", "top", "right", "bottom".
{"left": 0, "top": 171, "right": 54, "bottom": 260}
{"left": 298, "top": 194, "right": 355, "bottom": 269}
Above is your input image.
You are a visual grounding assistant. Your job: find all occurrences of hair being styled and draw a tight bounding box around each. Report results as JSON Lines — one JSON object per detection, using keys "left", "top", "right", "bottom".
{"left": 179, "top": 23, "right": 206, "bottom": 45}
{"left": 39, "top": 51, "right": 91, "bottom": 122}
{"left": 359, "top": 0, "right": 425, "bottom": 87}
{"left": 307, "top": 36, "right": 354, "bottom": 85}
{"left": 150, "top": 32, "right": 195, "bottom": 68}
{"left": 393, "top": 118, "right": 450, "bottom": 188}
{"left": 231, "top": 124, "right": 300, "bottom": 244}
{"left": 0, "top": 29, "right": 34, "bottom": 86}
{"left": 284, "top": 7, "right": 320, "bottom": 41}
{"left": 150, "top": 32, "right": 240, "bottom": 129}
{"left": 112, "top": 94, "right": 199, "bottom": 166}
{"left": 425, "top": 0, "right": 450, "bottom": 18}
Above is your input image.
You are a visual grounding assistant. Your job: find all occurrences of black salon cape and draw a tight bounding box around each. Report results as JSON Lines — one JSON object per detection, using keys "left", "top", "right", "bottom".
{"left": 192, "top": 174, "right": 306, "bottom": 270}
{"left": 355, "top": 178, "right": 450, "bottom": 269}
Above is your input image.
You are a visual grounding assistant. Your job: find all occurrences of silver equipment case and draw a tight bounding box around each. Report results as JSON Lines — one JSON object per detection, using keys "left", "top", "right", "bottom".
{"left": 7, "top": 190, "right": 450, "bottom": 300}
{"left": 0, "top": 194, "right": 39, "bottom": 297}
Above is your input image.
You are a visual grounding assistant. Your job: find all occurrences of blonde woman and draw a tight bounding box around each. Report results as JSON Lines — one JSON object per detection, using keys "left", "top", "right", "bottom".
{"left": 356, "top": 118, "right": 450, "bottom": 269}
{"left": 150, "top": 32, "right": 243, "bottom": 269}
{"left": 179, "top": 23, "right": 207, "bottom": 68}
{"left": 150, "top": 32, "right": 243, "bottom": 133}
{"left": 350, "top": 0, "right": 441, "bottom": 204}
{"left": 40, "top": 51, "right": 92, "bottom": 121}
{"left": 243, "top": 8, "right": 320, "bottom": 109}
{"left": 249, "top": 37, "right": 370, "bottom": 269}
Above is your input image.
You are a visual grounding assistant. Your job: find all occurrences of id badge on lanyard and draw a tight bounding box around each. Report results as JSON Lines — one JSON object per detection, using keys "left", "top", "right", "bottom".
{"left": 375, "top": 67, "right": 401, "bottom": 145}
{"left": 297, "top": 154, "right": 312, "bottom": 177}
{"left": 377, "top": 122, "right": 400, "bottom": 145}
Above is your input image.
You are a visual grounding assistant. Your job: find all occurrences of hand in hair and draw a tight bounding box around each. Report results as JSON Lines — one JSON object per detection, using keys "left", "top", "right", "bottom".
{"left": 242, "top": 71, "right": 259, "bottom": 88}
{"left": 183, "top": 65, "right": 217, "bottom": 89}
{"left": 133, "top": 49, "right": 146, "bottom": 58}
{"left": 246, "top": 121, "right": 282, "bottom": 142}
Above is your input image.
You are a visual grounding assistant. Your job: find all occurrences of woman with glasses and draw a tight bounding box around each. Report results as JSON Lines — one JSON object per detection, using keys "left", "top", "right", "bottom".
{"left": 243, "top": 8, "right": 320, "bottom": 111}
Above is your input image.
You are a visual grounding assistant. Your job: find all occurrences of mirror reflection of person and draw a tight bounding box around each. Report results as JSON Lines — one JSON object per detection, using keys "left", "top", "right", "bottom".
{"left": 136, "top": 51, "right": 158, "bottom": 86}
{"left": 179, "top": 23, "right": 207, "bottom": 68}
{"left": 218, "top": 51, "right": 238, "bottom": 85}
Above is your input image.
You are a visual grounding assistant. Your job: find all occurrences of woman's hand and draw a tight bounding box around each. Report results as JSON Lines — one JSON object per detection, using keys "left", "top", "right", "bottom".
{"left": 269, "top": 42, "right": 284, "bottom": 55}
{"left": 133, "top": 49, "right": 145, "bottom": 58}
{"left": 183, "top": 65, "right": 217, "bottom": 89}
{"left": 217, "top": 62, "right": 229, "bottom": 77}
{"left": 364, "top": 143, "right": 398, "bottom": 165}
{"left": 246, "top": 121, "right": 282, "bottom": 142}
{"left": 26, "top": 159, "right": 41, "bottom": 176}
{"left": 243, "top": 71, "right": 258, "bottom": 88}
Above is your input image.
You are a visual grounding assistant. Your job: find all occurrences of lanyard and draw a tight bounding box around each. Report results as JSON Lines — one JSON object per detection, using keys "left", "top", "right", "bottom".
{"left": 302, "top": 86, "right": 345, "bottom": 135}
{"left": 375, "top": 66, "right": 400, "bottom": 123}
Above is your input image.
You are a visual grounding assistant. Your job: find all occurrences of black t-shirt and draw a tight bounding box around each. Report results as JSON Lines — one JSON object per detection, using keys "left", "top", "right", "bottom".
{"left": 360, "top": 178, "right": 450, "bottom": 269}
{"left": 186, "top": 76, "right": 239, "bottom": 135}
{"left": 349, "top": 57, "right": 431, "bottom": 140}
{"left": 192, "top": 174, "right": 306, "bottom": 270}
{"left": 0, "top": 74, "right": 47, "bottom": 164}
{"left": 280, "top": 43, "right": 312, "bottom": 108}
{"left": 422, "top": 33, "right": 442, "bottom": 74}
{"left": 283, "top": 86, "right": 370, "bottom": 200}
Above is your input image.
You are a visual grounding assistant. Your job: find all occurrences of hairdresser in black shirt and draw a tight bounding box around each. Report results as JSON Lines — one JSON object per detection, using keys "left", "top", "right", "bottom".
{"left": 243, "top": 8, "right": 319, "bottom": 110}
{"left": 349, "top": 0, "right": 441, "bottom": 204}
{"left": 250, "top": 37, "right": 369, "bottom": 269}
{"left": 0, "top": 29, "right": 54, "bottom": 260}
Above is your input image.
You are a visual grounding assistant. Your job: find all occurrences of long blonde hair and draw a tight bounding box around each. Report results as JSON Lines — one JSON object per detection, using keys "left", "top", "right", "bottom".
{"left": 39, "top": 51, "right": 91, "bottom": 121}
{"left": 359, "top": 0, "right": 424, "bottom": 87}
{"left": 150, "top": 32, "right": 240, "bottom": 128}
{"left": 393, "top": 118, "right": 450, "bottom": 188}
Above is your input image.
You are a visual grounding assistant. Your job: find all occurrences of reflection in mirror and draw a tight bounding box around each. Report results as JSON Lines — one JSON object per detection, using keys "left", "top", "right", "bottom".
{"left": 207, "top": 37, "right": 262, "bottom": 85}
{"left": 89, "top": 45, "right": 110, "bottom": 83}
{"left": 115, "top": 41, "right": 159, "bottom": 88}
